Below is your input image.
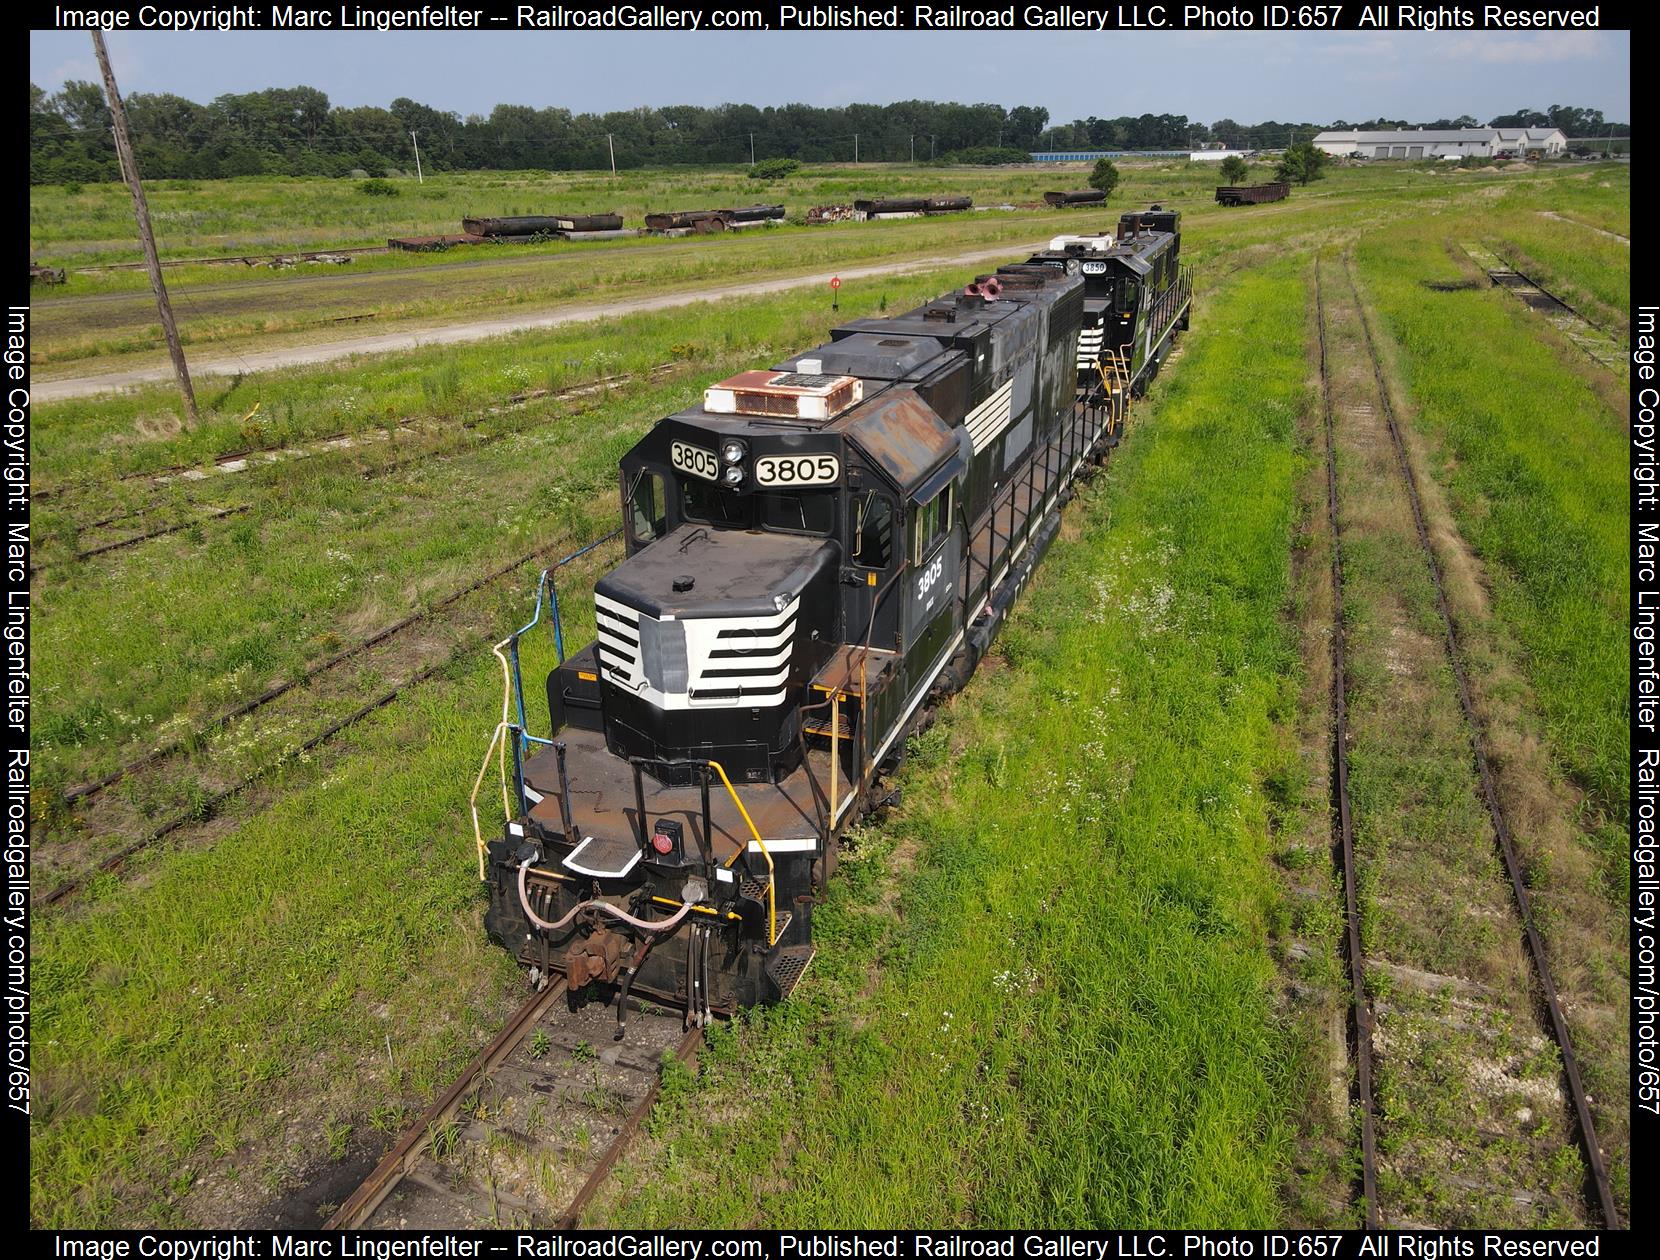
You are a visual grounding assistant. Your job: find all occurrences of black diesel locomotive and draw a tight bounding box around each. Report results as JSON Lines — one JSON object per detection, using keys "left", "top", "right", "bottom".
{"left": 1025, "top": 208, "right": 1191, "bottom": 426}
{"left": 477, "top": 212, "right": 1190, "bottom": 1023}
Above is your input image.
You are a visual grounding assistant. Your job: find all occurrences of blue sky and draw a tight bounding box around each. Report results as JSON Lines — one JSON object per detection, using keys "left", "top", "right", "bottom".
{"left": 30, "top": 28, "right": 1630, "bottom": 126}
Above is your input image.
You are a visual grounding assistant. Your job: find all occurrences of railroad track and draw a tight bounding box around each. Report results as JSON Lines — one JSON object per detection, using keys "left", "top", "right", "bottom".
{"left": 33, "top": 362, "right": 678, "bottom": 576}
{"left": 38, "top": 529, "right": 624, "bottom": 908}
{"left": 36, "top": 364, "right": 674, "bottom": 512}
{"left": 72, "top": 244, "right": 393, "bottom": 273}
{"left": 1344, "top": 256, "right": 1619, "bottom": 1225}
{"left": 1311, "top": 257, "right": 1380, "bottom": 1228}
{"left": 1311, "top": 254, "right": 1618, "bottom": 1227}
{"left": 1457, "top": 242, "right": 1624, "bottom": 374}
{"left": 326, "top": 979, "right": 703, "bottom": 1229}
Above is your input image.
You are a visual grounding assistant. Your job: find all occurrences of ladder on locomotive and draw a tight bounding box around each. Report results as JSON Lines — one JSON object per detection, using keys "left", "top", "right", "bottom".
{"left": 803, "top": 640, "right": 900, "bottom": 824}
{"left": 1097, "top": 345, "right": 1133, "bottom": 438}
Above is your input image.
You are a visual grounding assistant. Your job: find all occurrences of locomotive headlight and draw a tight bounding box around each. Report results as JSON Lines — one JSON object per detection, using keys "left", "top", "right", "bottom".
{"left": 720, "top": 439, "right": 747, "bottom": 464}
{"left": 722, "top": 464, "right": 744, "bottom": 486}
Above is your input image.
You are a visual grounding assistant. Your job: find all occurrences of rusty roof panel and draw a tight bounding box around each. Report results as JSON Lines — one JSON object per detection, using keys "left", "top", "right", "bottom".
{"left": 838, "top": 389, "right": 958, "bottom": 490}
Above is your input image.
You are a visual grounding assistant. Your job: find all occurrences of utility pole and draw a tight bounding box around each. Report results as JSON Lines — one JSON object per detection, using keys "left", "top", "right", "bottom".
{"left": 853, "top": 133, "right": 858, "bottom": 163}
{"left": 929, "top": 135, "right": 935, "bottom": 159}
{"left": 607, "top": 132, "right": 616, "bottom": 175}
{"left": 92, "top": 30, "right": 197, "bottom": 426}
{"left": 749, "top": 132, "right": 755, "bottom": 165}
{"left": 909, "top": 135, "right": 914, "bottom": 162}
{"left": 109, "top": 125, "right": 129, "bottom": 183}
{"left": 409, "top": 129, "right": 423, "bottom": 183}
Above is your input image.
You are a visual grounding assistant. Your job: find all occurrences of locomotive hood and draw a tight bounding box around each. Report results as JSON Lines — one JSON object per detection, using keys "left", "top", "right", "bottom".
{"left": 596, "top": 525, "right": 836, "bottom": 621}
{"left": 592, "top": 524, "right": 840, "bottom": 723}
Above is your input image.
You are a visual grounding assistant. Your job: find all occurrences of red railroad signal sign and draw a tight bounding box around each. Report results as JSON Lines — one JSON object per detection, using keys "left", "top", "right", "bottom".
{"left": 830, "top": 276, "right": 841, "bottom": 290}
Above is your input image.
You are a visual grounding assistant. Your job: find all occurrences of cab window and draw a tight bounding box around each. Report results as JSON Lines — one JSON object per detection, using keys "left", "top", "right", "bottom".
{"left": 911, "top": 484, "right": 954, "bottom": 561}
{"left": 852, "top": 492, "right": 895, "bottom": 569}
{"left": 1119, "top": 278, "right": 1141, "bottom": 314}
{"left": 682, "top": 480, "right": 749, "bottom": 527}
{"left": 628, "top": 471, "right": 666, "bottom": 544}
{"left": 758, "top": 492, "right": 833, "bottom": 536}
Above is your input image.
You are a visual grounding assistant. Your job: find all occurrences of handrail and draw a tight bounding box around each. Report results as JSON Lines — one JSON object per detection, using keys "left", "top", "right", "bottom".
{"left": 471, "top": 528, "right": 624, "bottom": 881}
{"left": 794, "top": 693, "right": 833, "bottom": 834}
{"left": 704, "top": 759, "right": 778, "bottom": 946}
{"left": 505, "top": 527, "right": 625, "bottom": 757}
{"left": 853, "top": 562, "right": 909, "bottom": 790}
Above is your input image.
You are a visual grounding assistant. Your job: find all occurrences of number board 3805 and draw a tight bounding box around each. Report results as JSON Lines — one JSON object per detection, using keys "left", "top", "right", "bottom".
{"left": 754, "top": 454, "right": 840, "bottom": 487}
{"left": 670, "top": 440, "right": 720, "bottom": 482}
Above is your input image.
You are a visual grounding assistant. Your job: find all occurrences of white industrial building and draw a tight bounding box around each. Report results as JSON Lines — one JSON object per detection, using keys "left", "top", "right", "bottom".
{"left": 1313, "top": 126, "right": 1570, "bottom": 160}
{"left": 1491, "top": 127, "right": 1569, "bottom": 157}
{"left": 1314, "top": 128, "right": 1496, "bottom": 159}
{"left": 1187, "top": 148, "right": 1251, "bottom": 163}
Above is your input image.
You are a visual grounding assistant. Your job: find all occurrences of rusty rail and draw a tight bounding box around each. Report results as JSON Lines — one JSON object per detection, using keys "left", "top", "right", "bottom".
{"left": 1312, "top": 255, "right": 1381, "bottom": 1229}
{"left": 36, "top": 365, "right": 670, "bottom": 509}
{"left": 29, "top": 505, "right": 251, "bottom": 574}
{"left": 1342, "top": 255, "right": 1619, "bottom": 1229}
{"left": 554, "top": 1026, "right": 703, "bottom": 1228}
{"left": 325, "top": 980, "right": 571, "bottom": 1229}
{"left": 326, "top": 976, "right": 702, "bottom": 1230}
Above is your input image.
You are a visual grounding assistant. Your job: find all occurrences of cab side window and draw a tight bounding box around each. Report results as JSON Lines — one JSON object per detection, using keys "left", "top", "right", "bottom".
{"left": 910, "top": 484, "right": 954, "bottom": 561}
{"left": 628, "top": 472, "right": 666, "bottom": 544}
{"left": 852, "top": 493, "right": 895, "bottom": 569}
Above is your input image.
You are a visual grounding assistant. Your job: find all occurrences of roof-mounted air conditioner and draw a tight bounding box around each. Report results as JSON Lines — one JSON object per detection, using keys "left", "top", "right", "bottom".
{"left": 703, "top": 369, "right": 863, "bottom": 421}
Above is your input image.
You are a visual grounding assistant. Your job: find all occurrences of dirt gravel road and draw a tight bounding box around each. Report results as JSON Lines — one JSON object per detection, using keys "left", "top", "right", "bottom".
{"left": 31, "top": 242, "right": 1050, "bottom": 404}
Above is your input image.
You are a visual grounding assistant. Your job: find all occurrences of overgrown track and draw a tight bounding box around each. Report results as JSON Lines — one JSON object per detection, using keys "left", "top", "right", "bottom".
{"left": 1341, "top": 256, "right": 1618, "bottom": 1228}
{"left": 30, "top": 505, "right": 252, "bottom": 573}
{"left": 326, "top": 979, "right": 702, "bottom": 1229}
{"left": 32, "top": 363, "right": 670, "bottom": 580}
{"left": 1456, "top": 242, "right": 1624, "bottom": 374}
{"left": 1311, "top": 255, "right": 1617, "bottom": 1227}
{"left": 35, "top": 364, "right": 674, "bottom": 522}
{"left": 40, "top": 530, "right": 623, "bottom": 907}
{"left": 1312, "top": 257, "right": 1380, "bottom": 1229}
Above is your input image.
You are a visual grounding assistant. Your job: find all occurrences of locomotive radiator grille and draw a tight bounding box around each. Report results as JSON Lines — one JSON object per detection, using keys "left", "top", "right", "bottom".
{"left": 594, "top": 592, "right": 799, "bottom": 710}
{"left": 963, "top": 378, "right": 1016, "bottom": 454}
{"left": 594, "top": 594, "right": 643, "bottom": 689}
{"left": 1076, "top": 323, "right": 1106, "bottom": 368}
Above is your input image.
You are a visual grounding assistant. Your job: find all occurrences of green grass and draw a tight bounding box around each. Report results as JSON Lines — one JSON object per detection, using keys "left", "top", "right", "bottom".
{"left": 598, "top": 259, "right": 1309, "bottom": 1227}
{"left": 29, "top": 162, "right": 1591, "bottom": 486}
{"left": 31, "top": 623, "right": 567, "bottom": 1225}
{"left": 29, "top": 162, "right": 1590, "bottom": 371}
{"left": 26, "top": 160, "right": 1628, "bottom": 1228}
{"left": 1483, "top": 211, "right": 1629, "bottom": 335}
{"left": 1486, "top": 162, "right": 1630, "bottom": 238}
{"left": 22, "top": 160, "right": 1322, "bottom": 266}
{"left": 30, "top": 269, "right": 965, "bottom": 795}
{"left": 1352, "top": 226, "right": 1630, "bottom": 847}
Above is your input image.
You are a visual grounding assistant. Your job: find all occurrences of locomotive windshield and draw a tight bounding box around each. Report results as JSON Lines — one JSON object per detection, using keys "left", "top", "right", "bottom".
{"left": 680, "top": 479, "right": 834, "bottom": 536}
{"left": 681, "top": 479, "right": 746, "bottom": 526}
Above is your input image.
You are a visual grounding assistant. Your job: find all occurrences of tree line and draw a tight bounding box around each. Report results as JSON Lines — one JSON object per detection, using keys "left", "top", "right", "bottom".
{"left": 27, "top": 81, "right": 1628, "bottom": 185}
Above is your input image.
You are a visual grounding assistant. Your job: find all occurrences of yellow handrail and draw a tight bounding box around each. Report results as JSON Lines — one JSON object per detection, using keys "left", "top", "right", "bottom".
{"left": 705, "top": 759, "right": 777, "bottom": 946}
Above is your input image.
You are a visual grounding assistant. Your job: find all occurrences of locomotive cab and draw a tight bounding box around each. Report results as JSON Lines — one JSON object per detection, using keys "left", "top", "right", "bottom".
{"left": 558, "top": 360, "right": 973, "bottom": 791}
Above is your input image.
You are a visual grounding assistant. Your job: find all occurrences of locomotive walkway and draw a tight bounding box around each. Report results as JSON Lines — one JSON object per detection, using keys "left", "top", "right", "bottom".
{"left": 30, "top": 240, "right": 1053, "bottom": 403}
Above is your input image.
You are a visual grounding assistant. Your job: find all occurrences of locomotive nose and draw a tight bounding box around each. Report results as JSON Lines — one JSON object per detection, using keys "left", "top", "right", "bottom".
{"left": 593, "top": 525, "right": 838, "bottom": 784}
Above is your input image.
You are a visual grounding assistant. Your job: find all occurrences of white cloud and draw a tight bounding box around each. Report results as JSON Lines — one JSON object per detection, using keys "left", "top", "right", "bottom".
{"left": 1437, "top": 32, "right": 1605, "bottom": 65}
